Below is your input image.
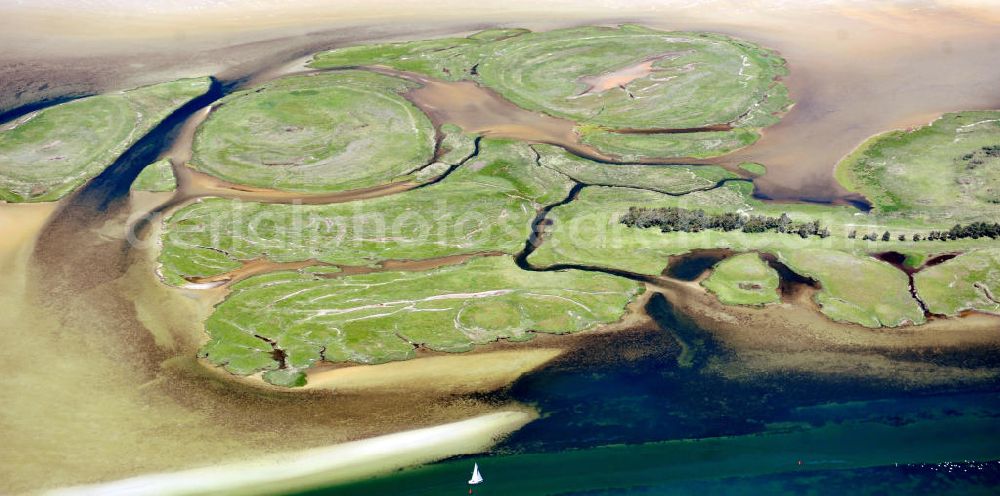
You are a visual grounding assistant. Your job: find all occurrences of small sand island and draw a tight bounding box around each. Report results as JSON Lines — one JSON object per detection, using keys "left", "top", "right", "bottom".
{"left": 2, "top": 8, "right": 1000, "bottom": 496}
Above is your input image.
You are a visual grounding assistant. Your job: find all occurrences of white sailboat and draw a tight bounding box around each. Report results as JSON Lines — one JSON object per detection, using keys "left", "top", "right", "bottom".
{"left": 468, "top": 463, "right": 484, "bottom": 485}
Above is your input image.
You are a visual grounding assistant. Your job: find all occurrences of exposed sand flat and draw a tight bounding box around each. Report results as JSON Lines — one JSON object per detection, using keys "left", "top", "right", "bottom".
{"left": 46, "top": 410, "right": 535, "bottom": 496}
{"left": 0, "top": 203, "right": 59, "bottom": 296}
{"left": 577, "top": 52, "right": 678, "bottom": 96}
{"left": 306, "top": 348, "right": 564, "bottom": 394}
{"left": 0, "top": 203, "right": 58, "bottom": 265}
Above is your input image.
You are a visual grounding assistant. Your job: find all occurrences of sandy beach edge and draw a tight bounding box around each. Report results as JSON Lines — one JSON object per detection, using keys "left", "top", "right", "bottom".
{"left": 45, "top": 410, "right": 536, "bottom": 496}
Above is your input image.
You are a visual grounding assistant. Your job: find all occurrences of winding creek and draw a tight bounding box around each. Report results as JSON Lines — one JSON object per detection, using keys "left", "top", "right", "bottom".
{"left": 4, "top": 8, "right": 1000, "bottom": 494}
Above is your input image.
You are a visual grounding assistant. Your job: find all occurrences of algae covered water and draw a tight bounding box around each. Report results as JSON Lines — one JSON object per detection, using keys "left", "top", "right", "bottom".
{"left": 296, "top": 294, "right": 1000, "bottom": 494}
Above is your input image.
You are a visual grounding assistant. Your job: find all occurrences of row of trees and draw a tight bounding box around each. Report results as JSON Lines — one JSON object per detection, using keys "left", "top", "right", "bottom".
{"left": 620, "top": 207, "right": 830, "bottom": 238}
{"left": 623, "top": 206, "right": 1000, "bottom": 243}
{"left": 850, "top": 222, "right": 1000, "bottom": 242}
{"left": 926, "top": 222, "right": 1000, "bottom": 240}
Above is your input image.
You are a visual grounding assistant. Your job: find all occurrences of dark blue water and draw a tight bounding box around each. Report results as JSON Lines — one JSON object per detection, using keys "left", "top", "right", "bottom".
{"left": 72, "top": 77, "right": 225, "bottom": 211}
{"left": 497, "top": 293, "right": 972, "bottom": 453}
{"left": 298, "top": 399, "right": 1000, "bottom": 495}
{"left": 661, "top": 250, "right": 731, "bottom": 281}
{"left": 294, "top": 293, "right": 1000, "bottom": 495}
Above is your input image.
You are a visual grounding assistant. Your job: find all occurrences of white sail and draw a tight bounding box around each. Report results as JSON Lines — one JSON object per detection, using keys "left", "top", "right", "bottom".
{"left": 468, "top": 463, "right": 484, "bottom": 485}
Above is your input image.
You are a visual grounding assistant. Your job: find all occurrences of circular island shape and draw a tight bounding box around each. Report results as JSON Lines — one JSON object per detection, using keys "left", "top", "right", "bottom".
{"left": 189, "top": 71, "right": 436, "bottom": 193}
{"left": 477, "top": 25, "right": 787, "bottom": 130}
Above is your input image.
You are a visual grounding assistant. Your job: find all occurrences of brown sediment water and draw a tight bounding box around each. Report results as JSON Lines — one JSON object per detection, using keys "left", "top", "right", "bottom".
{"left": 758, "top": 252, "right": 821, "bottom": 304}
{"left": 305, "top": 349, "right": 564, "bottom": 393}
{"left": 389, "top": 69, "right": 583, "bottom": 150}
{"left": 376, "top": 66, "right": 719, "bottom": 166}
{"left": 672, "top": 6, "right": 1000, "bottom": 203}
{"left": 0, "top": 203, "right": 59, "bottom": 286}
{"left": 925, "top": 252, "right": 961, "bottom": 267}
{"left": 182, "top": 257, "right": 330, "bottom": 287}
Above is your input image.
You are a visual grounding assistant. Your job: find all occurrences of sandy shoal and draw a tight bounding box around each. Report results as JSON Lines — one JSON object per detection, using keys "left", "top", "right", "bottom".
{"left": 47, "top": 410, "right": 535, "bottom": 496}
{"left": 305, "top": 348, "right": 564, "bottom": 394}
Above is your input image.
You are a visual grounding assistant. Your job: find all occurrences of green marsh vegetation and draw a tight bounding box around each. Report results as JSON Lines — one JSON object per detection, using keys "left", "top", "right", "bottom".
{"left": 311, "top": 25, "right": 791, "bottom": 160}
{"left": 158, "top": 139, "right": 572, "bottom": 286}
{"left": 0, "top": 78, "right": 210, "bottom": 202}
{"left": 914, "top": 248, "right": 1000, "bottom": 316}
{"left": 189, "top": 71, "right": 436, "bottom": 193}
{"left": 738, "top": 162, "right": 767, "bottom": 176}
{"left": 532, "top": 144, "right": 737, "bottom": 193}
{"left": 530, "top": 141, "right": 999, "bottom": 327}
{"left": 131, "top": 158, "right": 177, "bottom": 192}
{"left": 835, "top": 111, "right": 1000, "bottom": 221}
{"left": 202, "top": 256, "right": 640, "bottom": 386}
{"left": 701, "top": 253, "right": 780, "bottom": 306}
{"left": 148, "top": 36, "right": 999, "bottom": 383}
{"left": 780, "top": 248, "right": 925, "bottom": 327}
{"left": 577, "top": 128, "right": 762, "bottom": 161}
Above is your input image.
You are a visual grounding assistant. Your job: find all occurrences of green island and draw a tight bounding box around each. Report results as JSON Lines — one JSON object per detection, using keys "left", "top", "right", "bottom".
{"left": 202, "top": 256, "right": 640, "bottom": 386}
{"left": 311, "top": 25, "right": 791, "bottom": 160}
{"left": 738, "top": 162, "right": 767, "bottom": 176}
{"left": 700, "top": 252, "right": 780, "bottom": 306}
{"left": 131, "top": 158, "right": 177, "bottom": 192}
{"left": 189, "top": 71, "right": 436, "bottom": 193}
{"left": 11, "top": 7, "right": 1000, "bottom": 496}
{"left": 0, "top": 78, "right": 210, "bottom": 202}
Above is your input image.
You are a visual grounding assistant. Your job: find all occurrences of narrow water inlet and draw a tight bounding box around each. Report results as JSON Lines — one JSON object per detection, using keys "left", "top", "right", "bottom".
{"left": 873, "top": 251, "right": 940, "bottom": 317}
